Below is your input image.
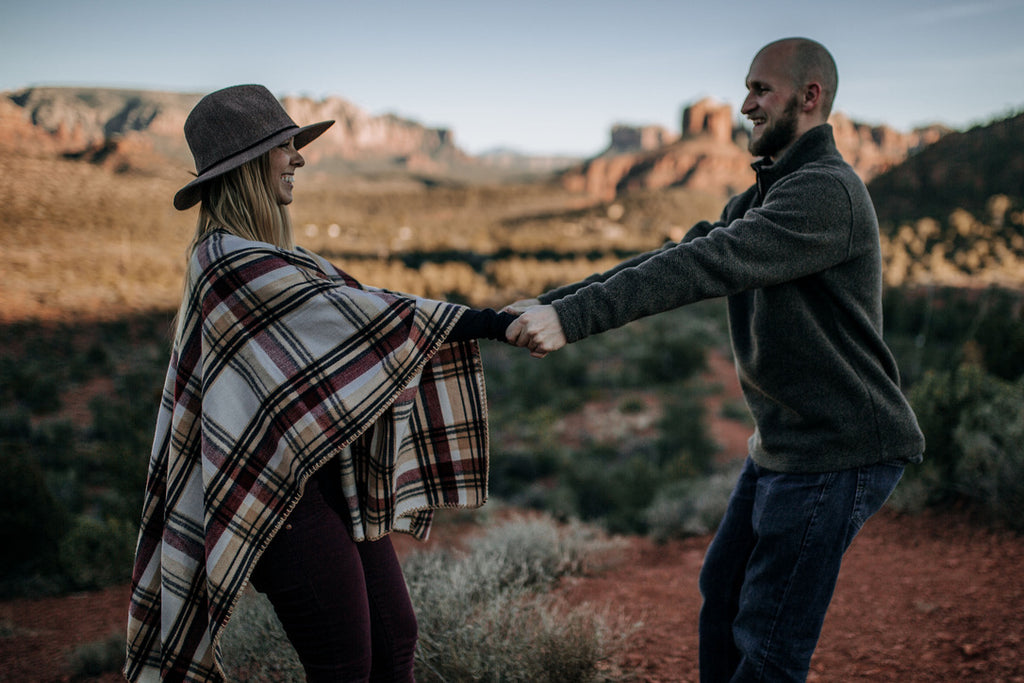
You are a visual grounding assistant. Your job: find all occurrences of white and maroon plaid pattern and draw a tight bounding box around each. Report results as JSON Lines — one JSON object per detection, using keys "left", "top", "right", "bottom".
{"left": 124, "top": 232, "right": 489, "bottom": 681}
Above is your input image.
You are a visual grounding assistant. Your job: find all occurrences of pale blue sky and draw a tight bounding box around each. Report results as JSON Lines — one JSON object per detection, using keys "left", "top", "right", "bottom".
{"left": 2, "top": 0, "right": 1022, "bottom": 155}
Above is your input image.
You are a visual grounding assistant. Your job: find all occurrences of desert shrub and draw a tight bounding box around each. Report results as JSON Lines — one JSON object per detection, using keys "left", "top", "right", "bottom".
{"left": 44, "top": 467, "right": 85, "bottom": 515}
{"left": 619, "top": 317, "right": 711, "bottom": 387}
{"left": 883, "top": 285, "right": 1024, "bottom": 387}
{"left": 405, "top": 516, "right": 627, "bottom": 682}
{"left": 221, "top": 516, "right": 627, "bottom": 682}
{"left": 0, "top": 450, "right": 68, "bottom": 586}
{"left": 220, "top": 590, "right": 303, "bottom": 682}
{"left": 490, "top": 381, "right": 718, "bottom": 536}
{"left": 489, "top": 448, "right": 562, "bottom": 502}
{"left": 481, "top": 302, "right": 728, "bottom": 535}
{"left": 31, "top": 417, "right": 77, "bottom": 469}
{"left": 69, "top": 341, "right": 113, "bottom": 382}
{"left": 67, "top": 631, "right": 126, "bottom": 678}
{"left": 899, "top": 363, "right": 1024, "bottom": 528}
{"left": 719, "top": 397, "right": 754, "bottom": 424}
{"left": 645, "top": 461, "right": 744, "bottom": 542}
{"left": 0, "top": 407, "right": 32, "bottom": 440}
{"left": 0, "top": 356, "right": 63, "bottom": 414}
{"left": 970, "top": 291, "right": 1024, "bottom": 382}
{"left": 58, "top": 515, "right": 137, "bottom": 590}
{"left": 655, "top": 390, "right": 717, "bottom": 477}
{"left": 560, "top": 451, "right": 662, "bottom": 534}
{"left": 484, "top": 340, "right": 593, "bottom": 414}
{"left": 85, "top": 365, "right": 163, "bottom": 505}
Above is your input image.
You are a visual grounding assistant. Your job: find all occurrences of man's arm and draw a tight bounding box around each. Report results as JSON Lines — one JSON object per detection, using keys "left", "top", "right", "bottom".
{"left": 551, "top": 172, "right": 854, "bottom": 343}
{"left": 536, "top": 219, "right": 724, "bottom": 304}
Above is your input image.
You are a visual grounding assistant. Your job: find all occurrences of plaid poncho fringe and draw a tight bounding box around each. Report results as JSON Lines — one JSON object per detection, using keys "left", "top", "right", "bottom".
{"left": 124, "top": 232, "right": 489, "bottom": 682}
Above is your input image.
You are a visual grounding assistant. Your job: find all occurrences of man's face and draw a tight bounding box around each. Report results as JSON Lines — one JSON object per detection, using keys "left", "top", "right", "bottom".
{"left": 742, "top": 48, "right": 802, "bottom": 159}
{"left": 748, "top": 93, "right": 800, "bottom": 158}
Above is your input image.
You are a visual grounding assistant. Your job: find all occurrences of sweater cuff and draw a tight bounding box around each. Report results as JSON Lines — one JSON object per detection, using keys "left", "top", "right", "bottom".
{"left": 551, "top": 298, "right": 585, "bottom": 344}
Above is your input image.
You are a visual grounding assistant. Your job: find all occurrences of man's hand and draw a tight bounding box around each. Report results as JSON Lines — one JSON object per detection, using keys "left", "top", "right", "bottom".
{"left": 505, "top": 305, "right": 567, "bottom": 358}
{"left": 503, "top": 298, "right": 541, "bottom": 315}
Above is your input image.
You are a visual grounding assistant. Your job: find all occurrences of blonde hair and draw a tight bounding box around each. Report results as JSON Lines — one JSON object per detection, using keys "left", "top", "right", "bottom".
{"left": 190, "top": 152, "right": 294, "bottom": 252}
{"left": 174, "top": 151, "right": 295, "bottom": 339}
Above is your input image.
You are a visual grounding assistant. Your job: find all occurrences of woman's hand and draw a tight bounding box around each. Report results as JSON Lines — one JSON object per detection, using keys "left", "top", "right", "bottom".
{"left": 505, "top": 305, "right": 566, "bottom": 358}
{"left": 503, "top": 298, "right": 541, "bottom": 315}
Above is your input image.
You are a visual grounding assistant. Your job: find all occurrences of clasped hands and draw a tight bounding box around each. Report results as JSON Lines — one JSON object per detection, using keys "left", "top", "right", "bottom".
{"left": 503, "top": 299, "right": 566, "bottom": 359}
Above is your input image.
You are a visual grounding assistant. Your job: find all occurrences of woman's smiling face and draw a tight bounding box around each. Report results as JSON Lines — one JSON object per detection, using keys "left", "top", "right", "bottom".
{"left": 269, "top": 138, "right": 304, "bottom": 205}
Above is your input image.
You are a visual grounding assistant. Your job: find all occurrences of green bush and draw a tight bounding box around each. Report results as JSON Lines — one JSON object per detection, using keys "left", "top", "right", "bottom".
{"left": 67, "top": 631, "right": 126, "bottom": 678}
{"left": 562, "top": 452, "right": 662, "bottom": 534}
{"left": 0, "top": 356, "right": 63, "bottom": 414}
{"left": 58, "top": 515, "right": 138, "bottom": 590}
{"left": 902, "top": 363, "right": 1024, "bottom": 529}
{"left": 0, "top": 407, "right": 32, "bottom": 439}
{"left": 883, "top": 286, "right": 1024, "bottom": 387}
{"left": 655, "top": 391, "right": 717, "bottom": 477}
{"left": 0, "top": 450, "right": 68, "bottom": 585}
{"left": 31, "top": 418, "right": 77, "bottom": 470}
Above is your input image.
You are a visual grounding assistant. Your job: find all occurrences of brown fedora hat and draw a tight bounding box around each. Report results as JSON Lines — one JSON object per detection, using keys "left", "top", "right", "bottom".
{"left": 173, "top": 84, "right": 334, "bottom": 210}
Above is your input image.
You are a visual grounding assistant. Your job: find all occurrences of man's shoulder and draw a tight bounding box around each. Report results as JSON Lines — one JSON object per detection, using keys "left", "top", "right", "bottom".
{"left": 789, "top": 153, "right": 865, "bottom": 198}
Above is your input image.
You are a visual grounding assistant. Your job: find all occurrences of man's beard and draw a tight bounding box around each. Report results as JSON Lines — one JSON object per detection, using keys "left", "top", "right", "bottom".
{"left": 749, "top": 95, "right": 800, "bottom": 158}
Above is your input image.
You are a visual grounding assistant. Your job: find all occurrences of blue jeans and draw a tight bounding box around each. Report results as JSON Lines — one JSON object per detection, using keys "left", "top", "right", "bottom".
{"left": 698, "top": 457, "right": 904, "bottom": 682}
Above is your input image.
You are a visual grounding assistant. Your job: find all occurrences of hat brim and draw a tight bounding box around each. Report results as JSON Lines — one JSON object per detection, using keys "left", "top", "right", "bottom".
{"left": 173, "top": 119, "right": 334, "bottom": 210}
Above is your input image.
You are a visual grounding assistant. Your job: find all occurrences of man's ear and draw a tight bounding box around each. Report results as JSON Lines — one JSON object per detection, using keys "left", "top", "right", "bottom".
{"left": 802, "top": 82, "right": 822, "bottom": 112}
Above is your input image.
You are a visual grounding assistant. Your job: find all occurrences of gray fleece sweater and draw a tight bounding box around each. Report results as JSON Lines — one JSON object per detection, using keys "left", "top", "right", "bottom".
{"left": 540, "top": 125, "right": 924, "bottom": 473}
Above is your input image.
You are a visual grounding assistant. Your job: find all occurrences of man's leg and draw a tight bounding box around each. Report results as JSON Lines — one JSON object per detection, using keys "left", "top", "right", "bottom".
{"left": 728, "top": 461, "right": 904, "bottom": 682}
{"left": 699, "top": 457, "right": 760, "bottom": 682}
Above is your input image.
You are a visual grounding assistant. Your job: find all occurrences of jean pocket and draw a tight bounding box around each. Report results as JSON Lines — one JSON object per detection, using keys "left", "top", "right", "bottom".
{"left": 847, "top": 462, "right": 904, "bottom": 546}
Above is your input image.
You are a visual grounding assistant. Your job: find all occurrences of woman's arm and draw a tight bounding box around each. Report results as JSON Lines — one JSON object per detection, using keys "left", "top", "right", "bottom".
{"left": 448, "top": 308, "right": 519, "bottom": 342}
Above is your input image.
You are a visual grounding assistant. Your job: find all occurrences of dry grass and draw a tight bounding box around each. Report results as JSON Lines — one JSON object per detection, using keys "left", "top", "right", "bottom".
{"left": 3, "top": 147, "right": 1020, "bottom": 324}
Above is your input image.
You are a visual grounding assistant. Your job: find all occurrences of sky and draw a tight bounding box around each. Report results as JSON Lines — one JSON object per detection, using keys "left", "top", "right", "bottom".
{"left": 2, "top": 0, "right": 1023, "bottom": 156}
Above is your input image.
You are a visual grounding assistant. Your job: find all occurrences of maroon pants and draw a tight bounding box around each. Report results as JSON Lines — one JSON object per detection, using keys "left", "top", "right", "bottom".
{"left": 250, "top": 459, "right": 417, "bottom": 682}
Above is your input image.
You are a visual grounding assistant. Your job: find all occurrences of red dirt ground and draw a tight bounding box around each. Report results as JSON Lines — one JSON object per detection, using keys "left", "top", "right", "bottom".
{"left": 2, "top": 353, "right": 1022, "bottom": 682}
{"left": 2, "top": 507, "right": 1022, "bottom": 682}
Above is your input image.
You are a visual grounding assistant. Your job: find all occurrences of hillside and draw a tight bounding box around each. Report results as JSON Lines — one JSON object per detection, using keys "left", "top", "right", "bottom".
{"left": 868, "top": 109, "right": 1024, "bottom": 225}
{"left": 1, "top": 88, "right": 1022, "bottom": 683}
{"left": 4, "top": 86, "right": 476, "bottom": 177}
{"left": 867, "top": 111, "right": 1024, "bottom": 288}
{"left": 1, "top": 88, "right": 1022, "bottom": 322}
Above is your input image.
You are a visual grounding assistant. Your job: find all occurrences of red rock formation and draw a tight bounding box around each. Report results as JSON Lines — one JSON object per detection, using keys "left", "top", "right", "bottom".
{"left": 0, "top": 97, "right": 61, "bottom": 155}
{"left": 562, "top": 99, "right": 753, "bottom": 200}
{"left": 562, "top": 99, "right": 952, "bottom": 200}
{"left": 607, "top": 124, "right": 679, "bottom": 154}
{"left": 5, "top": 87, "right": 467, "bottom": 170}
{"left": 682, "top": 98, "right": 734, "bottom": 144}
{"left": 829, "top": 112, "right": 951, "bottom": 182}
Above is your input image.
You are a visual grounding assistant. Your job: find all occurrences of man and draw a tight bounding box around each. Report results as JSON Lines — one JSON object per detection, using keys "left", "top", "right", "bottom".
{"left": 506, "top": 38, "right": 924, "bottom": 682}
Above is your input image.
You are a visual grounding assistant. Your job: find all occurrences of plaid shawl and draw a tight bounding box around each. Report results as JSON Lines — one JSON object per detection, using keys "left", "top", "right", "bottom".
{"left": 124, "top": 232, "right": 488, "bottom": 682}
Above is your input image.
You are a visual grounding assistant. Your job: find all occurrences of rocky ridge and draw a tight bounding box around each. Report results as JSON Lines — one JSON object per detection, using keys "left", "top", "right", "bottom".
{"left": 4, "top": 87, "right": 957, "bottom": 197}
{"left": 3, "top": 86, "right": 466, "bottom": 173}
{"left": 562, "top": 97, "right": 952, "bottom": 200}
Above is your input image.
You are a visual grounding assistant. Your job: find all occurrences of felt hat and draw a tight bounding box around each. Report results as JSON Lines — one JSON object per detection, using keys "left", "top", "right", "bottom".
{"left": 173, "top": 84, "right": 334, "bottom": 210}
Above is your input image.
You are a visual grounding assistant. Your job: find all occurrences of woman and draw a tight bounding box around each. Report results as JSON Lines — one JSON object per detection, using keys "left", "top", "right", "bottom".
{"left": 124, "top": 85, "right": 514, "bottom": 682}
